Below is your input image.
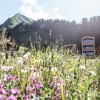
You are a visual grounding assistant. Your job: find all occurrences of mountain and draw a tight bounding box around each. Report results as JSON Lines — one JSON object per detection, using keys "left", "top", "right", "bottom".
{"left": 1, "top": 13, "right": 33, "bottom": 28}
{"left": 1, "top": 14, "right": 100, "bottom": 48}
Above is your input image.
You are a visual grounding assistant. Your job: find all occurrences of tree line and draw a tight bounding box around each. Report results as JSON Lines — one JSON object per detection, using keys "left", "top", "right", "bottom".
{"left": 6, "top": 16, "right": 100, "bottom": 48}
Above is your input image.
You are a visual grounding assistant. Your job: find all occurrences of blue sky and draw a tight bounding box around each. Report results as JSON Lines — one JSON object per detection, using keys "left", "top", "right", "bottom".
{"left": 0, "top": 0, "right": 100, "bottom": 24}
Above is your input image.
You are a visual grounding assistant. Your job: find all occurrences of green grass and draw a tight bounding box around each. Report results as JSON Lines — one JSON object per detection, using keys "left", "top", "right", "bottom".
{"left": 0, "top": 47, "right": 100, "bottom": 100}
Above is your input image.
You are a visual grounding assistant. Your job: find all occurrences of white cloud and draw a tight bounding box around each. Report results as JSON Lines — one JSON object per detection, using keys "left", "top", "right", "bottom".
{"left": 19, "top": 4, "right": 48, "bottom": 19}
{"left": 19, "top": 0, "right": 66, "bottom": 20}
{"left": 0, "top": 16, "right": 2, "bottom": 20}
{"left": 53, "top": 7, "right": 59, "bottom": 12}
{"left": 21, "top": 0, "right": 37, "bottom": 6}
{"left": 53, "top": 14, "right": 66, "bottom": 20}
{"left": 51, "top": 7, "right": 66, "bottom": 20}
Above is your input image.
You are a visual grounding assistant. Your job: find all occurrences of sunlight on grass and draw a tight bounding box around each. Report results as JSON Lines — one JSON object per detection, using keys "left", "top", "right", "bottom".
{"left": 0, "top": 47, "right": 100, "bottom": 100}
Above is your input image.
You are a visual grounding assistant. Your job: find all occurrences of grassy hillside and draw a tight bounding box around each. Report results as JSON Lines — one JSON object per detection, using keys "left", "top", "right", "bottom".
{"left": 1, "top": 13, "right": 33, "bottom": 28}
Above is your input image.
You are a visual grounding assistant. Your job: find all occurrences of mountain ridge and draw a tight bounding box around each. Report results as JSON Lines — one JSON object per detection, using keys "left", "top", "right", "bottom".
{"left": 0, "top": 13, "right": 33, "bottom": 28}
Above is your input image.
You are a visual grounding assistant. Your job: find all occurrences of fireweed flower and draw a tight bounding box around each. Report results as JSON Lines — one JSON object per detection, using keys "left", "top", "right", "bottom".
{"left": 35, "top": 83, "right": 42, "bottom": 90}
{"left": 12, "top": 76, "right": 20, "bottom": 82}
{"left": 4, "top": 75, "right": 12, "bottom": 82}
{"left": 55, "top": 87, "right": 61, "bottom": 94}
{"left": 15, "top": 89, "right": 20, "bottom": 94}
{"left": 39, "top": 82, "right": 43, "bottom": 88}
{"left": 26, "top": 86, "right": 31, "bottom": 92}
{"left": 22, "top": 94, "right": 28, "bottom": 99}
{"left": 50, "top": 81, "right": 57, "bottom": 87}
{"left": 4, "top": 75, "right": 18, "bottom": 82}
{"left": 0, "top": 88, "right": 6, "bottom": 94}
{"left": 10, "top": 89, "right": 20, "bottom": 95}
{"left": 32, "top": 72, "right": 39, "bottom": 82}
{"left": 57, "top": 80, "right": 65, "bottom": 87}
{"left": 0, "top": 80, "right": 3, "bottom": 88}
{"left": 6, "top": 94, "right": 17, "bottom": 100}
{"left": 0, "top": 94, "right": 5, "bottom": 100}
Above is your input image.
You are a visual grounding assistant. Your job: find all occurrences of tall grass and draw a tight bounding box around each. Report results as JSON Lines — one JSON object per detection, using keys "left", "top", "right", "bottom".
{"left": 0, "top": 46, "right": 100, "bottom": 100}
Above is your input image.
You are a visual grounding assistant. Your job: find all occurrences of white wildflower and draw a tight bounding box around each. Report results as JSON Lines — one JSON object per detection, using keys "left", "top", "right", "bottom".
{"left": 87, "top": 93, "right": 90, "bottom": 100}
{"left": 17, "top": 57, "right": 23, "bottom": 60}
{"left": 33, "top": 72, "right": 39, "bottom": 77}
{"left": 89, "top": 71, "right": 96, "bottom": 76}
{"left": 18, "top": 60, "right": 23, "bottom": 65}
{"left": 4, "top": 75, "right": 7, "bottom": 81}
{"left": 79, "top": 65, "right": 85, "bottom": 70}
{"left": 43, "top": 68, "right": 47, "bottom": 71}
{"left": 8, "top": 66, "right": 14, "bottom": 71}
{"left": 49, "top": 53, "right": 52, "bottom": 58}
{"left": 23, "top": 52, "right": 31, "bottom": 59}
{"left": 30, "top": 67, "right": 33, "bottom": 70}
{"left": 39, "top": 59, "right": 43, "bottom": 63}
{"left": 27, "top": 52, "right": 31, "bottom": 56}
{"left": 0, "top": 65, "right": 13, "bottom": 71}
{"left": 92, "top": 60, "right": 95, "bottom": 63}
{"left": 51, "top": 67, "right": 57, "bottom": 72}
{"left": 23, "top": 54, "right": 28, "bottom": 59}
{"left": 1, "top": 65, "right": 7, "bottom": 71}
{"left": 21, "top": 69, "right": 28, "bottom": 73}
{"left": 1, "top": 52, "right": 5, "bottom": 56}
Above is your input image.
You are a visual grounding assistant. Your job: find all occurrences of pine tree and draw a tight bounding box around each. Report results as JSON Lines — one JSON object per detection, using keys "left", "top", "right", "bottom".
{"left": 27, "top": 36, "right": 33, "bottom": 49}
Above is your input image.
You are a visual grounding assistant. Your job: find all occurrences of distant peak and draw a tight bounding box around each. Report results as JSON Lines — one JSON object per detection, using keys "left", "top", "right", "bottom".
{"left": 14, "top": 13, "right": 24, "bottom": 17}
{"left": 1, "top": 13, "right": 33, "bottom": 28}
{"left": 15, "top": 13, "right": 21, "bottom": 15}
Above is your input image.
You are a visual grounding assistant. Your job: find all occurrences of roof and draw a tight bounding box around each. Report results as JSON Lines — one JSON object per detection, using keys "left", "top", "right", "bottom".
{"left": 82, "top": 36, "right": 95, "bottom": 39}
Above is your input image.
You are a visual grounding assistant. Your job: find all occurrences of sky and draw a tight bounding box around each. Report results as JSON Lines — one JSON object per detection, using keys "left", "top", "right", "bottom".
{"left": 0, "top": 0, "right": 100, "bottom": 24}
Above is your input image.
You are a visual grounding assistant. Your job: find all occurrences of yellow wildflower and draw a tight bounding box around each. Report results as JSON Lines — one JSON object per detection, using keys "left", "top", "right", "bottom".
{"left": 52, "top": 71, "right": 56, "bottom": 76}
{"left": 46, "top": 69, "right": 49, "bottom": 72}
{"left": 40, "top": 66, "right": 43, "bottom": 69}
{"left": 35, "top": 59, "right": 39, "bottom": 63}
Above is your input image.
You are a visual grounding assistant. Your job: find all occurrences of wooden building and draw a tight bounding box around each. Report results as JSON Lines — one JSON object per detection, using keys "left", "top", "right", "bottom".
{"left": 82, "top": 36, "right": 95, "bottom": 58}
{"left": 96, "top": 46, "right": 100, "bottom": 55}
{"left": 62, "top": 44, "right": 78, "bottom": 53}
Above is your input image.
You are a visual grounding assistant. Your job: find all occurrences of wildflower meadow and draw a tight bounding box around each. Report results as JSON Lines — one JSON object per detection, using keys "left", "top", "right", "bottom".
{"left": 0, "top": 47, "right": 100, "bottom": 100}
